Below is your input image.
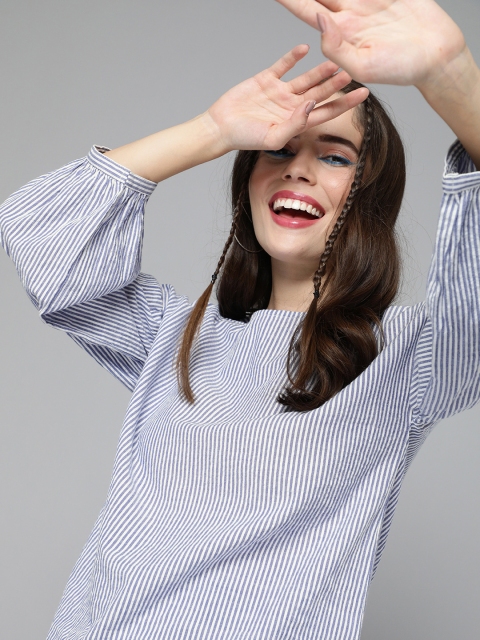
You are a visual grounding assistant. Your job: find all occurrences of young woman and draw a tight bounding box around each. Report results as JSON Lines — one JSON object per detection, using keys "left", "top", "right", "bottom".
{"left": 1, "top": 0, "right": 480, "bottom": 638}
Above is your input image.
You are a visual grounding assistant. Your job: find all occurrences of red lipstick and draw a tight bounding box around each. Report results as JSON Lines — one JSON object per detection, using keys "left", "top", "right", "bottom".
{"left": 268, "top": 190, "right": 325, "bottom": 229}
{"left": 268, "top": 190, "right": 325, "bottom": 215}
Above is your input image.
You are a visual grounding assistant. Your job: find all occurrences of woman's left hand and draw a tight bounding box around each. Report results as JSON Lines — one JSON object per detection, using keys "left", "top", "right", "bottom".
{"left": 274, "top": 0, "right": 466, "bottom": 89}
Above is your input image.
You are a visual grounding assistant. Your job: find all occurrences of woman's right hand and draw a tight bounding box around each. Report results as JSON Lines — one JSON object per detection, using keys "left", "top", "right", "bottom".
{"left": 106, "top": 45, "right": 367, "bottom": 183}
{"left": 205, "top": 44, "right": 368, "bottom": 154}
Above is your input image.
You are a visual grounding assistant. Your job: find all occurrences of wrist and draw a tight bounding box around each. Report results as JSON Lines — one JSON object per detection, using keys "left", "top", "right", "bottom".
{"left": 415, "top": 47, "right": 479, "bottom": 105}
{"left": 197, "top": 111, "right": 232, "bottom": 158}
{"left": 105, "top": 114, "right": 230, "bottom": 183}
{"left": 415, "top": 47, "right": 480, "bottom": 170}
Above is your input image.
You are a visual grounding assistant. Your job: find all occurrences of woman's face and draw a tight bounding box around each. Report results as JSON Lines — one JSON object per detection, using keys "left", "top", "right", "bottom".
{"left": 249, "top": 105, "right": 364, "bottom": 275}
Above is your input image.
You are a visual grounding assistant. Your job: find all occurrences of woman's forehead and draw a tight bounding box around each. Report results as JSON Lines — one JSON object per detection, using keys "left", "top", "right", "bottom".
{"left": 293, "top": 107, "right": 364, "bottom": 149}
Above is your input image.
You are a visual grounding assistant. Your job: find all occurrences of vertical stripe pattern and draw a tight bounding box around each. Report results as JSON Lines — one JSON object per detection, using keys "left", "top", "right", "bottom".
{"left": 1, "top": 142, "right": 480, "bottom": 639}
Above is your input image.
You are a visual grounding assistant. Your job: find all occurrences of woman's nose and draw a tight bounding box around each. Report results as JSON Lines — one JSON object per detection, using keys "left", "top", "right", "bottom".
{"left": 281, "top": 154, "right": 317, "bottom": 184}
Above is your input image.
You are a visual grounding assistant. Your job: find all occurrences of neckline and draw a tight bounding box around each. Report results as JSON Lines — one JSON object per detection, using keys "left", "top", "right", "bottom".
{"left": 247, "top": 308, "right": 305, "bottom": 331}
{"left": 251, "top": 308, "right": 305, "bottom": 317}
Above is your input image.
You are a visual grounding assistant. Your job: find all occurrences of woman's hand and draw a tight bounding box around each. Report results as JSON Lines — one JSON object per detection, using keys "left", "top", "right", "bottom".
{"left": 276, "top": 0, "right": 480, "bottom": 169}
{"left": 205, "top": 44, "right": 368, "bottom": 153}
{"left": 106, "top": 45, "right": 368, "bottom": 183}
{"left": 275, "top": 0, "right": 466, "bottom": 89}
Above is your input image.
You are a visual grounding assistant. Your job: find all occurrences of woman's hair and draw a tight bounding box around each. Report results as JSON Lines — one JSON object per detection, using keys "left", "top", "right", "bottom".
{"left": 177, "top": 81, "right": 406, "bottom": 411}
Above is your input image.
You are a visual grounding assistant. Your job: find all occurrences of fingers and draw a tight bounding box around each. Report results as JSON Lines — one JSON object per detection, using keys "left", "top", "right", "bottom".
{"left": 272, "top": 7, "right": 363, "bottom": 85}
{"left": 318, "top": 13, "right": 363, "bottom": 78}
{"left": 264, "top": 100, "right": 317, "bottom": 149}
{"left": 300, "top": 69, "right": 353, "bottom": 103}
{"left": 263, "top": 86, "right": 368, "bottom": 151}
{"left": 305, "top": 88, "right": 370, "bottom": 127}
{"left": 274, "top": 0, "right": 325, "bottom": 29}
{"left": 316, "top": 0, "right": 343, "bottom": 11}
{"left": 269, "top": 44, "right": 310, "bottom": 79}
{"left": 288, "top": 60, "right": 339, "bottom": 94}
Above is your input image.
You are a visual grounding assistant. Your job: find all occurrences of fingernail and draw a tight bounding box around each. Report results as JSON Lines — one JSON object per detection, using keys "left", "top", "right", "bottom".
{"left": 317, "top": 14, "right": 326, "bottom": 34}
{"left": 305, "top": 100, "right": 316, "bottom": 116}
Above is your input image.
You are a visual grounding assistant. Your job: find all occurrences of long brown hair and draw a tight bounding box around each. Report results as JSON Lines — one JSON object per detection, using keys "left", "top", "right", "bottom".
{"left": 177, "top": 82, "right": 406, "bottom": 410}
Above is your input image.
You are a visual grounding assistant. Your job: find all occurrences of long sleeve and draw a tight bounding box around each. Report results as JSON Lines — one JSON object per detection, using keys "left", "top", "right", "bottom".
{"left": 410, "top": 141, "right": 480, "bottom": 425}
{"left": 0, "top": 146, "right": 174, "bottom": 391}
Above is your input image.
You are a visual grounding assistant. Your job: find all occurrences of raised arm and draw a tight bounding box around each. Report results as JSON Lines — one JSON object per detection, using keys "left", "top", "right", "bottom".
{"left": 275, "top": 0, "right": 480, "bottom": 168}
{"left": 0, "top": 46, "right": 367, "bottom": 389}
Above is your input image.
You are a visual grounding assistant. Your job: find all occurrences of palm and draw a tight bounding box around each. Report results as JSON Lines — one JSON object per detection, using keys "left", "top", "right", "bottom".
{"left": 207, "top": 46, "right": 368, "bottom": 152}
{"left": 275, "top": 0, "right": 466, "bottom": 86}
{"left": 210, "top": 76, "right": 302, "bottom": 150}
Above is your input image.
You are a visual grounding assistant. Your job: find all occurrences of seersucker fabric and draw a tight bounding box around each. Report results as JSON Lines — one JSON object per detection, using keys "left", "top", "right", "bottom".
{"left": 1, "top": 142, "right": 480, "bottom": 639}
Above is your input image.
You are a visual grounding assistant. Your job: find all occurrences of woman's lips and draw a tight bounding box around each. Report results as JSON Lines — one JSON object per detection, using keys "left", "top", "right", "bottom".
{"left": 269, "top": 207, "right": 319, "bottom": 228}
{"left": 268, "top": 190, "right": 325, "bottom": 215}
{"left": 268, "top": 190, "right": 325, "bottom": 229}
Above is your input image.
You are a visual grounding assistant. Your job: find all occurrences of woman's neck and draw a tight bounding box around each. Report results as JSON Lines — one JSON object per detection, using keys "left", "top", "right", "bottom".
{"left": 267, "top": 259, "right": 316, "bottom": 312}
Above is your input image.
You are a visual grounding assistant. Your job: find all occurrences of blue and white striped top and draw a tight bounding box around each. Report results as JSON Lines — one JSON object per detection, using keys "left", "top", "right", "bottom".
{"left": 1, "top": 142, "right": 480, "bottom": 640}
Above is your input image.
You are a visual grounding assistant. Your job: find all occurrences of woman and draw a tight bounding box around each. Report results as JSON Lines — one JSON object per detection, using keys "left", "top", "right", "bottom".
{"left": 1, "top": 0, "right": 479, "bottom": 638}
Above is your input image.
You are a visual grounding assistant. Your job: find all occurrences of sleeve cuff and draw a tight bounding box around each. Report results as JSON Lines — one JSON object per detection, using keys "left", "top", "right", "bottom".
{"left": 87, "top": 145, "right": 157, "bottom": 196}
{"left": 442, "top": 140, "right": 480, "bottom": 193}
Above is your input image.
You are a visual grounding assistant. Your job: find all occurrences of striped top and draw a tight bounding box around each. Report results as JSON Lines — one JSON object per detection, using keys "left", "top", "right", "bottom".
{"left": 1, "top": 142, "right": 480, "bottom": 640}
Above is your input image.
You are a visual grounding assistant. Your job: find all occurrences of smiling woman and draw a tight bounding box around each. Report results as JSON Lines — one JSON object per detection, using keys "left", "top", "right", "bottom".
{"left": 177, "top": 81, "right": 405, "bottom": 411}
{"left": 1, "top": 1, "right": 480, "bottom": 639}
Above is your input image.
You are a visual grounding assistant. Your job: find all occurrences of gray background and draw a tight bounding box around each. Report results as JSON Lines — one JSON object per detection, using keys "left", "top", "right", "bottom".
{"left": 0, "top": 1, "right": 479, "bottom": 638}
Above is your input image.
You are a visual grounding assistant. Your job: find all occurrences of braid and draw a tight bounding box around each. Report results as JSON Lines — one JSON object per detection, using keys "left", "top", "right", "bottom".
{"left": 211, "top": 198, "right": 243, "bottom": 283}
{"left": 313, "top": 98, "right": 374, "bottom": 298}
{"left": 177, "top": 191, "right": 245, "bottom": 402}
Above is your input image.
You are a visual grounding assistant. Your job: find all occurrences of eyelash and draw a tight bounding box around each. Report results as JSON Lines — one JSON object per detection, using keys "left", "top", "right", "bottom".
{"left": 264, "top": 149, "right": 354, "bottom": 167}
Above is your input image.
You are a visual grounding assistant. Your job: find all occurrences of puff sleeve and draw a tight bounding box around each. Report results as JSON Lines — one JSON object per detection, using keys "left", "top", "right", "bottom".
{"left": 410, "top": 141, "right": 480, "bottom": 424}
{"left": 0, "top": 146, "right": 174, "bottom": 391}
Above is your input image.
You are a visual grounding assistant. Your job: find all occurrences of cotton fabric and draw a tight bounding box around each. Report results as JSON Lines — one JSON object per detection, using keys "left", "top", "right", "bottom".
{"left": 1, "top": 142, "right": 479, "bottom": 639}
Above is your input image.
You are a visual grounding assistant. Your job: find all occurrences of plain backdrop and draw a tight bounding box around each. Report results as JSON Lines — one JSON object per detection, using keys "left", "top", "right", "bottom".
{"left": 0, "top": 1, "right": 479, "bottom": 638}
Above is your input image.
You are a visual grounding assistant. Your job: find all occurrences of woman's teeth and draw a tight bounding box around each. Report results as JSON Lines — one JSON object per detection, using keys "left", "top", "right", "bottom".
{"left": 272, "top": 198, "right": 322, "bottom": 217}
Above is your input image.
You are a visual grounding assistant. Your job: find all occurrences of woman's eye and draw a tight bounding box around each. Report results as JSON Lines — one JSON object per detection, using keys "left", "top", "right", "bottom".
{"left": 263, "top": 150, "right": 355, "bottom": 166}
{"left": 321, "top": 154, "right": 354, "bottom": 167}
{"left": 264, "top": 148, "right": 294, "bottom": 159}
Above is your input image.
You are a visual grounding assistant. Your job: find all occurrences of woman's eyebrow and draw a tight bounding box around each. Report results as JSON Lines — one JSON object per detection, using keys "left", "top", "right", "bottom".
{"left": 316, "top": 134, "right": 360, "bottom": 155}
